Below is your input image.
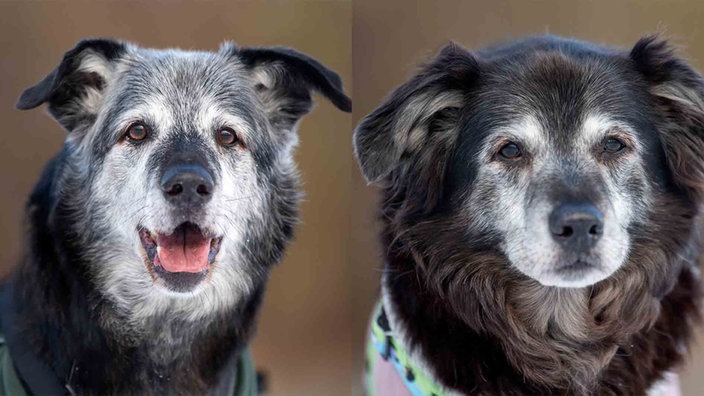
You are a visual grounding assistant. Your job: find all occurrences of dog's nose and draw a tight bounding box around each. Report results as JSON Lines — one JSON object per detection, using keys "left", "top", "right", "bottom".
{"left": 549, "top": 202, "right": 603, "bottom": 253}
{"left": 160, "top": 164, "right": 214, "bottom": 205}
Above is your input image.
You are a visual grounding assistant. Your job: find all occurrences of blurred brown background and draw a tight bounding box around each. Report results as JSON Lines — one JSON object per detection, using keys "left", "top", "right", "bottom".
{"left": 3, "top": 1, "right": 704, "bottom": 395}
{"left": 0, "top": 1, "right": 351, "bottom": 395}
{"left": 351, "top": 1, "right": 704, "bottom": 395}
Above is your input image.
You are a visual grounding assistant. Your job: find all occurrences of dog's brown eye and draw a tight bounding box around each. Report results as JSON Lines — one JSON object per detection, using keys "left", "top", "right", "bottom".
{"left": 216, "top": 128, "right": 238, "bottom": 147}
{"left": 604, "top": 137, "right": 626, "bottom": 154}
{"left": 499, "top": 142, "right": 522, "bottom": 159}
{"left": 126, "top": 123, "right": 148, "bottom": 142}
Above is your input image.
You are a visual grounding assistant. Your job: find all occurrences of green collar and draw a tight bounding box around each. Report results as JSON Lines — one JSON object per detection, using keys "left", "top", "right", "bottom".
{"left": 366, "top": 300, "right": 446, "bottom": 396}
{"left": 233, "top": 347, "right": 259, "bottom": 396}
{"left": 0, "top": 335, "right": 25, "bottom": 396}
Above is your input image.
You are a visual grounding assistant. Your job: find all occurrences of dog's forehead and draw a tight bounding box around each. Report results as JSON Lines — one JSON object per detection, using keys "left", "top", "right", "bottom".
{"left": 94, "top": 47, "right": 263, "bottom": 139}
{"left": 451, "top": 45, "right": 667, "bottom": 183}
{"left": 112, "top": 48, "right": 256, "bottom": 114}
{"left": 473, "top": 50, "right": 651, "bottom": 147}
{"left": 127, "top": 48, "right": 247, "bottom": 89}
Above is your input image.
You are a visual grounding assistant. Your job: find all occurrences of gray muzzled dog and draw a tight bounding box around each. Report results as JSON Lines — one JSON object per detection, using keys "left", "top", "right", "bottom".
{"left": 355, "top": 36, "right": 704, "bottom": 395}
{"left": 1, "top": 38, "right": 349, "bottom": 395}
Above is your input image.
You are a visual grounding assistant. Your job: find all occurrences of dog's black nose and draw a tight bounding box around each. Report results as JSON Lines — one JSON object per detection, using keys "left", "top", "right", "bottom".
{"left": 160, "top": 164, "right": 214, "bottom": 205}
{"left": 549, "top": 202, "right": 603, "bottom": 253}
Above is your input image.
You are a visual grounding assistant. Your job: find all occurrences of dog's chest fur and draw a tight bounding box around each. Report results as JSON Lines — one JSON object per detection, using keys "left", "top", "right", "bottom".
{"left": 378, "top": 238, "right": 702, "bottom": 396}
{"left": 8, "top": 152, "right": 265, "bottom": 395}
{"left": 14, "top": 239, "right": 262, "bottom": 395}
{"left": 368, "top": 187, "right": 703, "bottom": 395}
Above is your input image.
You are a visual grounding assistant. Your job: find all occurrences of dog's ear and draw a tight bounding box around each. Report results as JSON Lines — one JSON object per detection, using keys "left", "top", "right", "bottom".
{"left": 631, "top": 35, "right": 704, "bottom": 199}
{"left": 231, "top": 45, "right": 351, "bottom": 131}
{"left": 353, "top": 42, "right": 478, "bottom": 183}
{"left": 16, "top": 38, "right": 127, "bottom": 132}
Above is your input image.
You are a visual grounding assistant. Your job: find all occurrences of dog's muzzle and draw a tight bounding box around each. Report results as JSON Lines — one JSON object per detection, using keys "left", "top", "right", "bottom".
{"left": 140, "top": 158, "right": 222, "bottom": 293}
{"left": 545, "top": 201, "right": 605, "bottom": 278}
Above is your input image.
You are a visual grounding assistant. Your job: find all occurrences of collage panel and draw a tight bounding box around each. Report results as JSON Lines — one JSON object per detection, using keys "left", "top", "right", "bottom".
{"left": 0, "top": 0, "right": 704, "bottom": 395}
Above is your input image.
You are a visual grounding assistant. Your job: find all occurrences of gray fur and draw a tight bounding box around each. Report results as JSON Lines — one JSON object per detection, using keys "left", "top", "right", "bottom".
{"left": 13, "top": 38, "right": 349, "bottom": 394}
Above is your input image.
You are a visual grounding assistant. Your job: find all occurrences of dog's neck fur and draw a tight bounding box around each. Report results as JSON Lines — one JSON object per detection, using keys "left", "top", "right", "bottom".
{"left": 379, "top": 185, "right": 703, "bottom": 395}
{"left": 12, "top": 155, "right": 263, "bottom": 395}
{"left": 383, "top": 256, "right": 700, "bottom": 395}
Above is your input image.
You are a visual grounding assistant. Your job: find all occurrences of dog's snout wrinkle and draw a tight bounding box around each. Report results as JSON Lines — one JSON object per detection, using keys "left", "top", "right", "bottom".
{"left": 549, "top": 202, "right": 603, "bottom": 253}
{"left": 160, "top": 164, "right": 214, "bottom": 205}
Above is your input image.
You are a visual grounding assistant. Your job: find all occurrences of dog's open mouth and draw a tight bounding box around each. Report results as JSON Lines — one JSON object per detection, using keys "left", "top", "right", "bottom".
{"left": 139, "top": 223, "right": 222, "bottom": 293}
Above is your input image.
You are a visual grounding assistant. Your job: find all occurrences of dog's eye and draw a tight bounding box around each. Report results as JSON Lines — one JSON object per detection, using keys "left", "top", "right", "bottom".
{"left": 125, "top": 123, "right": 149, "bottom": 142}
{"left": 603, "top": 137, "right": 626, "bottom": 154}
{"left": 216, "top": 128, "right": 238, "bottom": 147}
{"left": 498, "top": 142, "right": 522, "bottom": 159}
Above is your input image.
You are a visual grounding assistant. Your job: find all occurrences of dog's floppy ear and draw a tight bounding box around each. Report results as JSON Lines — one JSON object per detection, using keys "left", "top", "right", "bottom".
{"left": 16, "top": 38, "right": 127, "bottom": 132}
{"left": 232, "top": 45, "right": 351, "bottom": 131}
{"left": 631, "top": 35, "right": 704, "bottom": 199}
{"left": 353, "top": 42, "right": 478, "bottom": 183}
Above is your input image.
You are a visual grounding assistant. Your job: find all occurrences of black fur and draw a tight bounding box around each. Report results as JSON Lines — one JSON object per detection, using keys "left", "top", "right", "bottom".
{"left": 356, "top": 35, "right": 704, "bottom": 395}
{"left": 8, "top": 38, "right": 350, "bottom": 395}
{"left": 16, "top": 39, "right": 126, "bottom": 131}
{"left": 237, "top": 46, "right": 352, "bottom": 112}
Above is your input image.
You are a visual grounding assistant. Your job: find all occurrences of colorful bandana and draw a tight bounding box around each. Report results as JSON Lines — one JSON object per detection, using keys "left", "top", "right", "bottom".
{"left": 366, "top": 300, "right": 446, "bottom": 396}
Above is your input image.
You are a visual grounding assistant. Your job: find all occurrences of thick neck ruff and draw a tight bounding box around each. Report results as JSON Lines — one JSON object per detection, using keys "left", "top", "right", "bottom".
{"left": 365, "top": 298, "right": 682, "bottom": 396}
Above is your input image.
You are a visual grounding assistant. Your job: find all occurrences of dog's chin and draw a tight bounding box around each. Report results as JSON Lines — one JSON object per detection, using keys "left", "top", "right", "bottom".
{"left": 139, "top": 223, "right": 222, "bottom": 294}
{"left": 515, "top": 258, "right": 616, "bottom": 288}
{"left": 537, "top": 260, "right": 609, "bottom": 288}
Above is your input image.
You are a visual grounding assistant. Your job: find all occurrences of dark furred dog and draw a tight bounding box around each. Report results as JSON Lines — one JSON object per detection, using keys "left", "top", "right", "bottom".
{"left": 355, "top": 36, "right": 704, "bottom": 395}
{"left": 4, "top": 38, "right": 349, "bottom": 395}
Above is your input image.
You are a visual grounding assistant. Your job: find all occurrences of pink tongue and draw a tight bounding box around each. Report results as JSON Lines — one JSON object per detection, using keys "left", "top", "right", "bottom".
{"left": 155, "top": 227, "right": 211, "bottom": 273}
